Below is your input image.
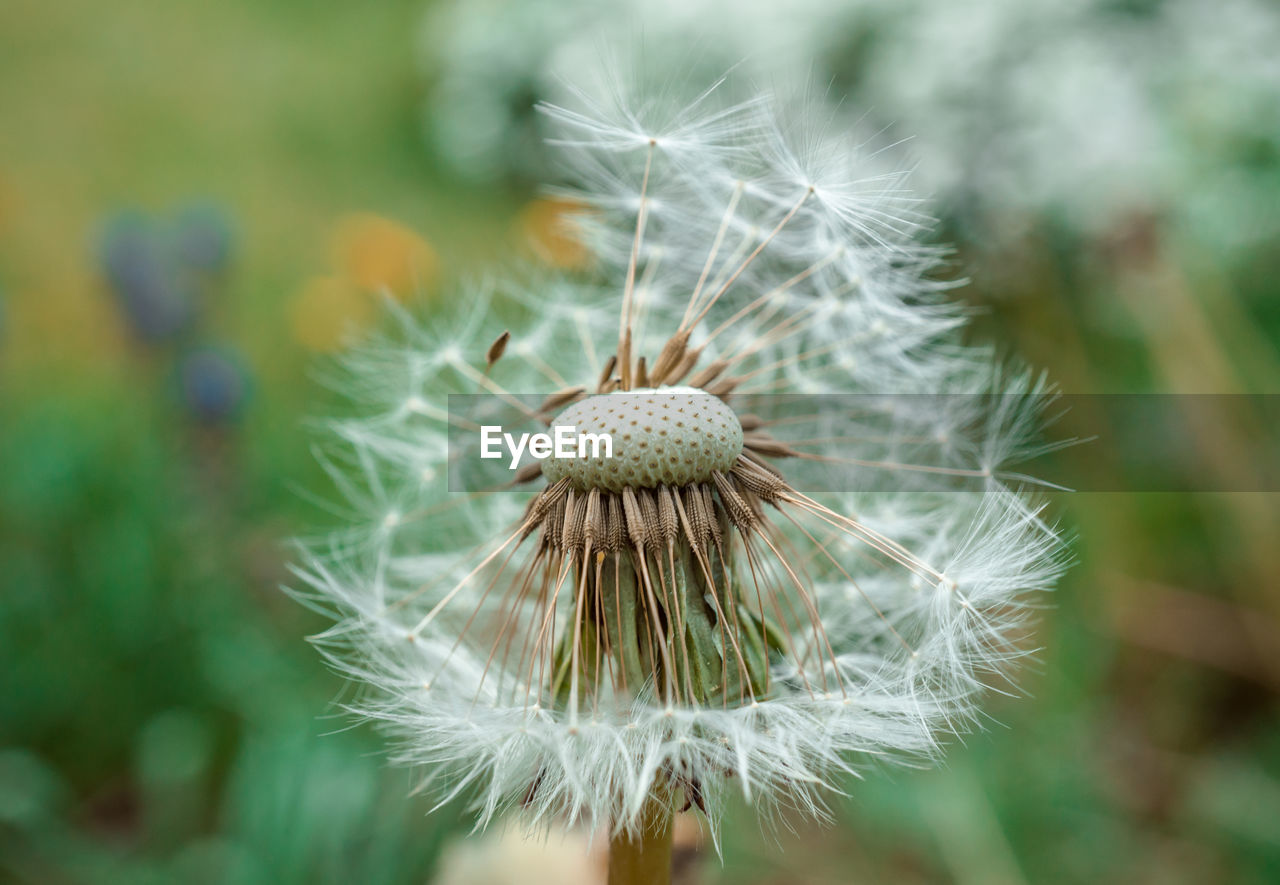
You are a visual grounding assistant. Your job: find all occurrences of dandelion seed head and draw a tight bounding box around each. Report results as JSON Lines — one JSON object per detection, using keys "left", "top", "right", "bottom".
{"left": 294, "top": 69, "right": 1068, "bottom": 838}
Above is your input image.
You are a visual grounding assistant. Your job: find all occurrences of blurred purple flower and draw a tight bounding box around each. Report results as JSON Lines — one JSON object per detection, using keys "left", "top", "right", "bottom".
{"left": 177, "top": 346, "right": 250, "bottom": 425}
{"left": 99, "top": 212, "right": 195, "bottom": 342}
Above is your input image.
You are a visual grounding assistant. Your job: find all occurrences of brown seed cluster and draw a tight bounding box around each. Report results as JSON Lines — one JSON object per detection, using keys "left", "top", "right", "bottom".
{"left": 525, "top": 454, "right": 788, "bottom": 556}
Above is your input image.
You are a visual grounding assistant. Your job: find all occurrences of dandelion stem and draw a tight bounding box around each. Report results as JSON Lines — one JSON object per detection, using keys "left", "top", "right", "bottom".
{"left": 608, "top": 798, "right": 673, "bottom": 885}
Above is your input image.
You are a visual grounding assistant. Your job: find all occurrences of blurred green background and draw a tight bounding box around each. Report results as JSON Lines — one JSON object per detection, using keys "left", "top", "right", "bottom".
{"left": 1, "top": 1, "right": 1277, "bottom": 883}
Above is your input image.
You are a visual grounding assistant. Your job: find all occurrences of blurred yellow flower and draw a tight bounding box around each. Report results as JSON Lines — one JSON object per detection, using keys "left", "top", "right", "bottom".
{"left": 328, "top": 213, "right": 438, "bottom": 298}
{"left": 518, "top": 196, "right": 589, "bottom": 268}
{"left": 288, "top": 275, "right": 375, "bottom": 353}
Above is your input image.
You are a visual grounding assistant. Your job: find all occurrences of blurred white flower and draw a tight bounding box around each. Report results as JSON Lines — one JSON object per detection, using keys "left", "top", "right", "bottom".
{"left": 419, "top": 0, "right": 861, "bottom": 181}
{"left": 867, "top": 0, "right": 1280, "bottom": 245}
{"left": 295, "top": 72, "right": 1066, "bottom": 839}
{"left": 423, "top": 0, "right": 1280, "bottom": 248}
{"left": 435, "top": 823, "right": 604, "bottom": 885}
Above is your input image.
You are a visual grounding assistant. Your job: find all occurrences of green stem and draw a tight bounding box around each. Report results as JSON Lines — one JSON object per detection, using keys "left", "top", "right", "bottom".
{"left": 608, "top": 799, "right": 673, "bottom": 885}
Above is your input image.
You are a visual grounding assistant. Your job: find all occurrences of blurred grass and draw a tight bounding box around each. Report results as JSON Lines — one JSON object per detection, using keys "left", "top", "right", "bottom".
{"left": 0, "top": 0, "right": 517, "bottom": 880}
{"left": 1, "top": 1, "right": 1278, "bottom": 883}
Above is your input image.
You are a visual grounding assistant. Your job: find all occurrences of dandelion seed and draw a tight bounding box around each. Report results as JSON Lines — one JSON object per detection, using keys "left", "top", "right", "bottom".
{"left": 293, "top": 71, "right": 1068, "bottom": 883}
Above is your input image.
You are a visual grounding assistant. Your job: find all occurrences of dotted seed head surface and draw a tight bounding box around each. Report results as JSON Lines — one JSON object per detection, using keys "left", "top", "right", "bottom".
{"left": 543, "top": 387, "right": 744, "bottom": 492}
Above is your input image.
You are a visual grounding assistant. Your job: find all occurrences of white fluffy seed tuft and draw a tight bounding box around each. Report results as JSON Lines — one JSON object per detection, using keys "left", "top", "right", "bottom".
{"left": 293, "top": 74, "right": 1070, "bottom": 839}
{"left": 542, "top": 387, "right": 743, "bottom": 492}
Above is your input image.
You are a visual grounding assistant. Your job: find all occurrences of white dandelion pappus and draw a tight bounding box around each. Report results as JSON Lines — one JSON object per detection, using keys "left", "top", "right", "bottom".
{"left": 291, "top": 73, "right": 1068, "bottom": 844}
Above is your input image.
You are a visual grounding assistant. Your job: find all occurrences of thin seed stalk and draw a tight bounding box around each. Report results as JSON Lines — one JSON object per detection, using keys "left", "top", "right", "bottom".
{"left": 608, "top": 795, "right": 674, "bottom": 885}
{"left": 537, "top": 485, "right": 789, "bottom": 881}
{"left": 550, "top": 532, "right": 778, "bottom": 709}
